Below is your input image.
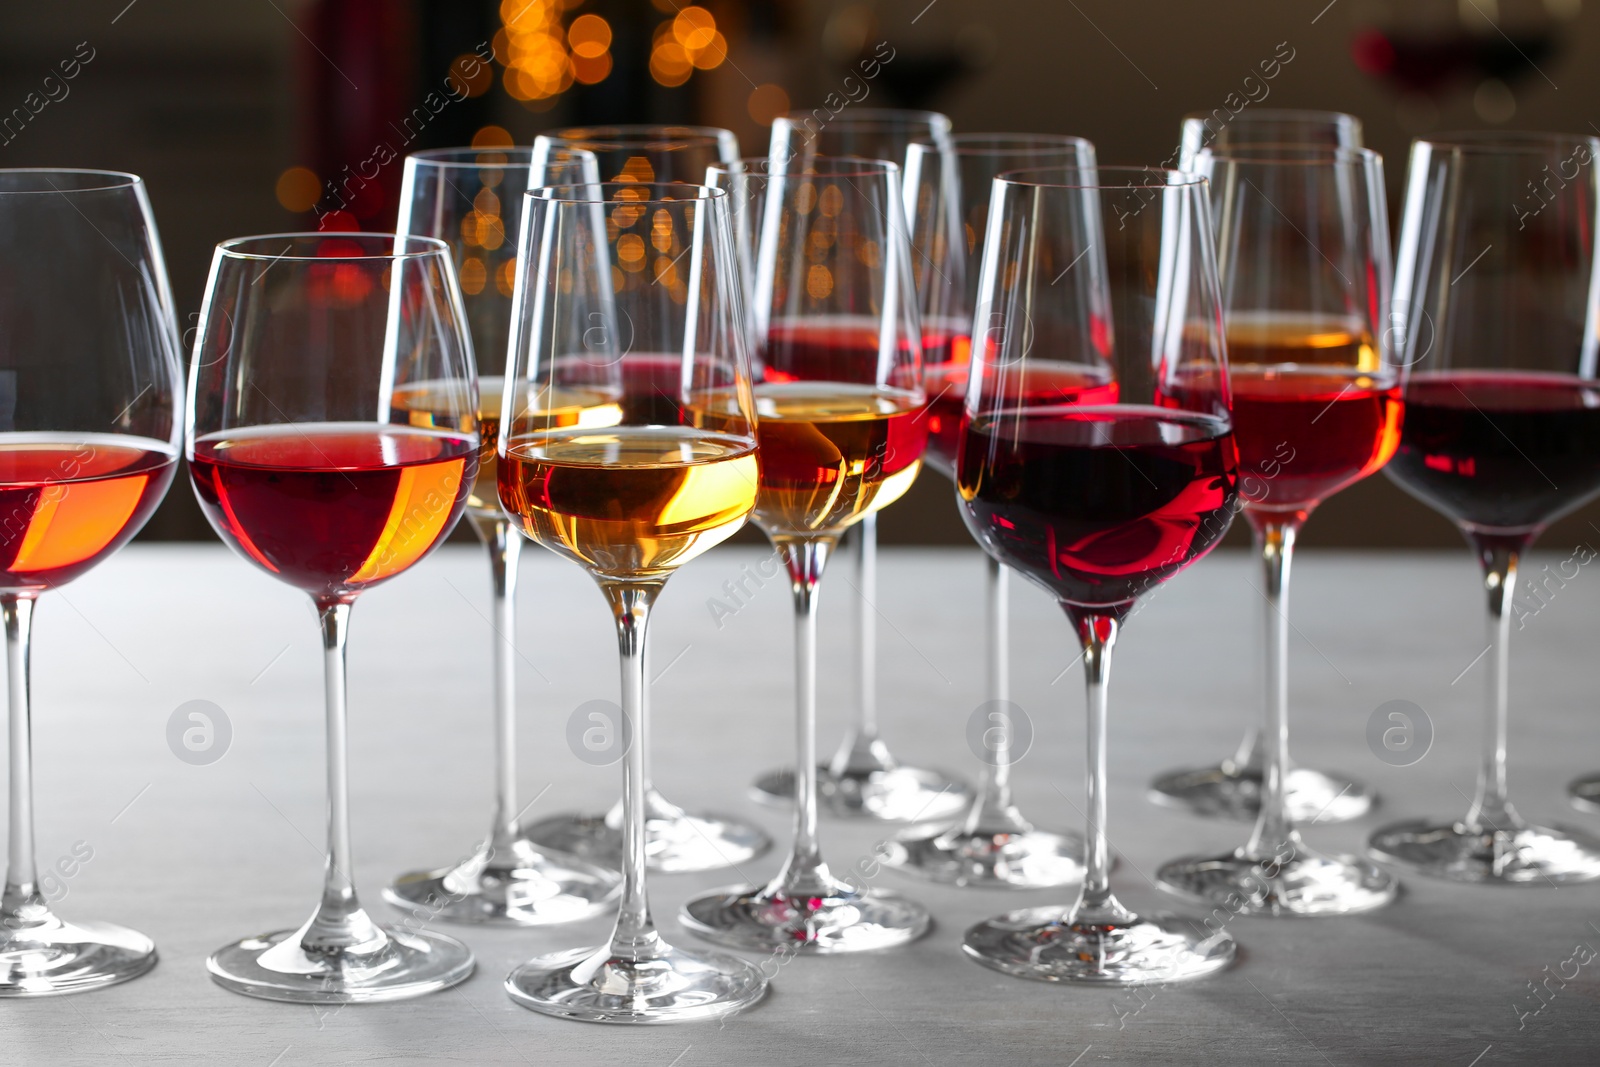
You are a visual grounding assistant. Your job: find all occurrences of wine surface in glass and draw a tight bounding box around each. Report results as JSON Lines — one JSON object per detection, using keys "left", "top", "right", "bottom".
{"left": 1229, "top": 366, "right": 1402, "bottom": 511}
{"left": 1386, "top": 370, "right": 1600, "bottom": 532}
{"left": 927, "top": 360, "right": 1120, "bottom": 476}
{"left": 499, "top": 426, "right": 757, "bottom": 581}
{"left": 958, "top": 406, "right": 1237, "bottom": 608}
{"left": 738, "top": 381, "right": 926, "bottom": 536}
{"left": 0, "top": 434, "right": 176, "bottom": 592}
{"left": 391, "top": 376, "right": 623, "bottom": 519}
{"left": 191, "top": 423, "right": 475, "bottom": 596}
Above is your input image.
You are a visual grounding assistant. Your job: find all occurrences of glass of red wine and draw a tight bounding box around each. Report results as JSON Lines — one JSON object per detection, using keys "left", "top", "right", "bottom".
{"left": 384, "top": 146, "right": 623, "bottom": 925}
{"left": 1367, "top": 131, "right": 1600, "bottom": 883}
{"left": 520, "top": 127, "right": 774, "bottom": 875}
{"left": 1155, "top": 146, "right": 1401, "bottom": 915}
{"left": 681, "top": 156, "right": 934, "bottom": 952}
{"left": 745, "top": 107, "right": 971, "bottom": 824}
{"left": 1152, "top": 108, "right": 1376, "bottom": 825}
{"left": 191, "top": 233, "right": 477, "bottom": 1001}
{"left": 0, "top": 169, "right": 180, "bottom": 995}
{"left": 885, "top": 135, "right": 1098, "bottom": 889}
{"left": 960, "top": 166, "right": 1239, "bottom": 984}
{"left": 499, "top": 183, "right": 768, "bottom": 1022}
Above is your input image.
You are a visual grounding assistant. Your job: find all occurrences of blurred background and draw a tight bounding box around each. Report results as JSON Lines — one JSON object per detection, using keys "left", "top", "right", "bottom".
{"left": 4, "top": 0, "right": 1599, "bottom": 549}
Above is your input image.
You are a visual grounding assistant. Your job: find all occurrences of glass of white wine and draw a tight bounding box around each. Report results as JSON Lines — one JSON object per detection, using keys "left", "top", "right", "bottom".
{"left": 499, "top": 181, "right": 768, "bottom": 1022}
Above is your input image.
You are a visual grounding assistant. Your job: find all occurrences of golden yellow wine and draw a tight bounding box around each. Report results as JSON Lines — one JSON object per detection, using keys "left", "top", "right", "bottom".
{"left": 499, "top": 426, "right": 758, "bottom": 580}
{"left": 700, "top": 381, "right": 927, "bottom": 536}
{"left": 391, "top": 376, "right": 622, "bottom": 517}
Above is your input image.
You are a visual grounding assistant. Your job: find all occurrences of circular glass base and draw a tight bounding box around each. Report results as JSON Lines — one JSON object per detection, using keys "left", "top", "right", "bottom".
{"left": 1148, "top": 763, "right": 1373, "bottom": 823}
{"left": 1367, "top": 818, "right": 1600, "bottom": 884}
{"left": 0, "top": 915, "right": 157, "bottom": 996}
{"left": 1570, "top": 774, "right": 1600, "bottom": 813}
{"left": 208, "top": 926, "right": 474, "bottom": 1003}
{"left": 506, "top": 942, "right": 767, "bottom": 1024}
{"left": 1157, "top": 844, "right": 1398, "bottom": 916}
{"left": 385, "top": 838, "right": 620, "bottom": 925}
{"left": 882, "top": 828, "right": 1085, "bottom": 889}
{"left": 524, "top": 809, "right": 769, "bottom": 874}
{"left": 963, "top": 905, "right": 1234, "bottom": 985}
{"left": 681, "top": 883, "right": 931, "bottom": 953}
{"left": 750, "top": 765, "right": 971, "bottom": 822}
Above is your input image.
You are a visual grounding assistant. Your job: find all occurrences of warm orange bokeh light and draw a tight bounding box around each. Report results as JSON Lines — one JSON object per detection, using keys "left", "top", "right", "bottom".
{"left": 276, "top": 167, "right": 321, "bottom": 213}
{"left": 747, "top": 84, "right": 790, "bottom": 126}
{"left": 568, "top": 14, "right": 612, "bottom": 58}
{"left": 472, "top": 125, "right": 514, "bottom": 149}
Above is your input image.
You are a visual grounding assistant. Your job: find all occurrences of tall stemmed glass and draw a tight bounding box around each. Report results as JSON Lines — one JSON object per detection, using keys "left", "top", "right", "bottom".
{"left": 887, "top": 135, "right": 1097, "bottom": 888}
{"left": 959, "top": 167, "right": 1239, "bottom": 984}
{"left": 1155, "top": 147, "right": 1401, "bottom": 915}
{"left": 1367, "top": 132, "right": 1600, "bottom": 883}
{"left": 192, "top": 234, "right": 477, "bottom": 1001}
{"left": 0, "top": 169, "right": 180, "bottom": 995}
{"left": 385, "top": 147, "right": 621, "bottom": 924}
{"left": 499, "top": 184, "right": 767, "bottom": 1022}
{"left": 1152, "top": 108, "right": 1374, "bottom": 824}
{"left": 683, "top": 157, "right": 932, "bottom": 951}
{"left": 523, "top": 126, "right": 771, "bottom": 874}
{"left": 748, "top": 108, "right": 970, "bottom": 823}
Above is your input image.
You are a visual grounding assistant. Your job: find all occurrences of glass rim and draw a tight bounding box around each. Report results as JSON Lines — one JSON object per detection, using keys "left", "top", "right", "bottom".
{"left": 1415, "top": 129, "right": 1600, "bottom": 155}
{"left": 996, "top": 165, "right": 1207, "bottom": 190}
{"left": 537, "top": 125, "right": 733, "bottom": 149}
{"left": 931, "top": 132, "right": 1095, "bottom": 155}
{"left": 0, "top": 167, "right": 144, "bottom": 193}
{"left": 1195, "top": 143, "right": 1381, "bottom": 165}
{"left": 775, "top": 107, "right": 952, "bottom": 133}
{"left": 406, "top": 146, "right": 540, "bottom": 168}
{"left": 213, "top": 232, "right": 453, "bottom": 262}
{"left": 1180, "top": 107, "right": 1360, "bottom": 125}
{"left": 709, "top": 154, "right": 901, "bottom": 179}
{"left": 527, "top": 181, "right": 725, "bottom": 205}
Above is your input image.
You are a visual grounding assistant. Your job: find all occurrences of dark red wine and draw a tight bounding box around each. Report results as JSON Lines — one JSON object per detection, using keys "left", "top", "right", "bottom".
{"left": 1230, "top": 366, "right": 1402, "bottom": 516}
{"left": 957, "top": 406, "right": 1238, "bottom": 609}
{"left": 927, "top": 360, "right": 1119, "bottom": 478}
{"left": 1386, "top": 371, "right": 1600, "bottom": 534}
{"left": 191, "top": 423, "right": 475, "bottom": 598}
{"left": 0, "top": 435, "right": 176, "bottom": 593}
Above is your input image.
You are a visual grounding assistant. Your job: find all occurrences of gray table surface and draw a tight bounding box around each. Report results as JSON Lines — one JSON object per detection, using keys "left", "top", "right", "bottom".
{"left": 4, "top": 541, "right": 1599, "bottom": 1065}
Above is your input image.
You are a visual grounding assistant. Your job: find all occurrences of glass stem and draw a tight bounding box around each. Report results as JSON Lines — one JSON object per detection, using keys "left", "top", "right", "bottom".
{"left": 599, "top": 581, "right": 664, "bottom": 962}
{"left": 1, "top": 594, "right": 46, "bottom": 928}
{"left": 487, "top": 521, "right": 522, "bottom": 857}
{"left": 829, "top": 514, "right": 889, "bottom": 777}
{"left": 1244, "top": 520, "right": 1301, "bottom": 863}
{"left": 1465, "top": 537, "right": 1526, "bottom": 834}
{"left": 959, "top": 557, "right": 1029, "bottom": 837}
{"left": 774, "top": 536, "right": 840, "bottom": 897}
{"left": 1066, "top": 607, "right": 1133, "bottom": 927}
{"left": 303, "top": 598, "right": 385, "bottom": 955}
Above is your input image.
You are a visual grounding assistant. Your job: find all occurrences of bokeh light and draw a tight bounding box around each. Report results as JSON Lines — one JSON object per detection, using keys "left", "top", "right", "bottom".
{"left": 275, "top": 166, "right": 321, "bottom": 213}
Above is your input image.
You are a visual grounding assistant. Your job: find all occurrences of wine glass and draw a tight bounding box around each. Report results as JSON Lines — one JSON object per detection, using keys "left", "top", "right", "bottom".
{"left": 1152, "top": 107, "right": 1374, "bottom": 824}
{"left": 1177, "top": 108, "right": 1363, "bottom": 169}
{"left": 499, "top": 183, "right": 767, "bottom": 1022}
{"left": 521, "top": 126, "right": 772, "bottom": 874}
{"left": 192, "top": 233, "right": 477, "bottom": 1001}
{"left": 1367, "top": 131, "right": 1600, "bottom": 883}
{"left": 0, "top": 169, "right": 180, "bottom": 995}
{"left": 884, "top": 135, "right": 1098, "bottom": 888}
{"left": 748, "top": 107, "right": 971, "bottom": 824}
{"left": 960, "top": 167, "right": 1239, "bottom": 984}
{"left": 384, "top": 146, "right": 622, "bottom": 925}
{"left": 1155, "top": 146, "right": 1401, "bottom": 915}
{"left": 681, "top": 156, "right": 933, "bottom": 952}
